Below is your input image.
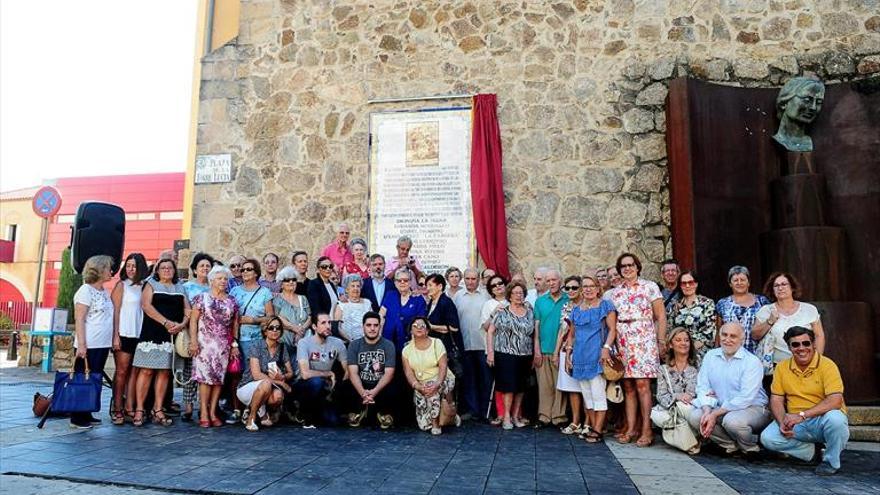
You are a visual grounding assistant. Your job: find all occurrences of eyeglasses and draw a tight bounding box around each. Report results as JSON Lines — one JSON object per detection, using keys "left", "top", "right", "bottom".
{"left": 395, "top": 278, "right": 410, "bottom": 283}
{"left": 620, "top": 263, "right": 636, "bottom": 269}
{"left": 339, "top": 231, "right": 350, "bottom": 234}
{"left": 319, "top": 264, "right": 333, "bottom": 270}
{"left": 266, "top": 325, "right": 282, "bottom": 332}
{"left": 241, "top": 267, "right": 255, "bottom": 272}
{"left": 230, "top": 263, "right": 241, "bottom": 269}
{"left": 680, "top": 280, "right": 697, "bottom": 286}
{"left": 774, "top": 282, "right": 791, "bottom": 289}
{"left": 563, "top": 285, "right": 581, "bottom": 291}
{"left": 583, "top": 284, "right": 598, "bottom": 289}
{"left": 490, "top": 282, "right": 505, "bottom": 288}
{"left": 789, "top": 340, "right": 812, "bottom": 349}
{"left": 411, "top": 323, "right": 427, "bottom": 329}
{"left": 282, "top": 278, "right": 296, "bottom": 283}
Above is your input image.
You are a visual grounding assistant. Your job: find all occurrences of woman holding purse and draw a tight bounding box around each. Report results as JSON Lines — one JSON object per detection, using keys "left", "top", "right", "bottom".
{"left": 650, "top": 327, "right": 699, "bottom": 454}
{"left": 71, "top": 255, "right": 116, "bottom": 429}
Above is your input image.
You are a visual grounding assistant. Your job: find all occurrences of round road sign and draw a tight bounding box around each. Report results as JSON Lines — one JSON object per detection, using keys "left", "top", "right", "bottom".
{"left": 32, "top": 186, "right": 63, "bottom": 218}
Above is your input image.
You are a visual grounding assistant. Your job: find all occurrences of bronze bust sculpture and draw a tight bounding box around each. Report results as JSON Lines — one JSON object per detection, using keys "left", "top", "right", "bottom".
{"left": 772, "top": 76, "right": 826, "bottom": 153}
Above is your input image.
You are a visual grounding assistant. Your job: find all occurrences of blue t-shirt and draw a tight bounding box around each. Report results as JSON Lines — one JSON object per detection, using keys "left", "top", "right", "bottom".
{"left": 230, "top": 285, "right": 273, "bottom": 341}
{"left": 182, "top": 280, "right": 209, "bottom": 304}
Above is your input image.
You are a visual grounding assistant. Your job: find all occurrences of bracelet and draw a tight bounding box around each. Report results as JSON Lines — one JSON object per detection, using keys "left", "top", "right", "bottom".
{"left": 162, "top": 320, "right": 169, "bottom": 327}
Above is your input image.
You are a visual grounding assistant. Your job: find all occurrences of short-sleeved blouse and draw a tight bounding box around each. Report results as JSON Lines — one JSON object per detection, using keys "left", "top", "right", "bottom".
{"left": 402, "top": 337, "right": 447, "bottom": 382}
{"left": 716, "top": 294, "right": 769, "bottom": 354}
{"left": 655, "top": 364, "right": 698, "bottom": 409}
{"left": 241, "top": 339, "right": 290, "bottom": 386}
{"left": 756, "top": 302, "right": 821, "bottom": 363}
{"left": 491, "top": 305, "right": 534, "bottom": 356}
{"left": 230, "top": 285, "right": 273, "bottom": 342}
{"left": 338, "top": 299, "right": 372, "bottom": 342}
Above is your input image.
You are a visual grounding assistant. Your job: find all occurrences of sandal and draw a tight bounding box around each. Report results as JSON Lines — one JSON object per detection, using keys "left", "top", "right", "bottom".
{"left": 617, "top": 431, "right": 639, "bottom": 444}
{"left": 490, "top": 417, "right": 503, "bottom": 426}
{"left": 199, "top": 419, "right": 211, "bottom": 428}
{"left": 585, "top": 430, "right": 604, "bottom": 443}
{"left": 111, "top": 410, "right": 125, "bottom": 426}
{"left": 561, "top": 423, "right": 582, "bottom": 435}
{"left": 211, "top": 417, "right": 223, "bottom": 427}
{"left": 132, "top": 410, "right": 146, "bottom": 427}
{"left": 513, "top": 418, "right": 528, "bottom": 428}
{"left": 151, "top": 409, "right": 173, "bottom": 427}
{"left": 636, "top": 435, "right": 654, "bottom": 448}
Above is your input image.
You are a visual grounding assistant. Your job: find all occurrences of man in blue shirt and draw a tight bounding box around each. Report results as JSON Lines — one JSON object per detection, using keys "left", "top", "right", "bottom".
{"left": 688, "top": 322, "right": 771, "bottom": 457}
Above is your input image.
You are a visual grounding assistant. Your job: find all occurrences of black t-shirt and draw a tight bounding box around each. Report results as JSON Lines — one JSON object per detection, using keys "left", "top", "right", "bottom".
{"left": 346, "top": 337, "right": 396, "bottom": 388}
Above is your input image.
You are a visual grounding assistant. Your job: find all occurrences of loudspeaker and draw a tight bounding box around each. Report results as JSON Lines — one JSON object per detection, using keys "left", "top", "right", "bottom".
{"left": 70, "top": 202, "right": 126, "bottom": 275}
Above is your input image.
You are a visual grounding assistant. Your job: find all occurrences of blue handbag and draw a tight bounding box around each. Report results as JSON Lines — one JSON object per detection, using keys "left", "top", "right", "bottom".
{"left": 50, "top": 359, "right": 103, "bottom": 413}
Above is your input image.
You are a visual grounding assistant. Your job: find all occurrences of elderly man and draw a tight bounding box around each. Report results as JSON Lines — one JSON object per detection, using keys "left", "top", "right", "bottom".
{"left": 526, "top": 267, "right": 549, "bottom": 306}
{"left": 361, "top": 254, "right": 396, "bottom": 312}
{"left": 688, "top": 322, "right": 770, "bottom": 457}
{"left": 760, "top": 326, "right": 849, "bottom": 475}
{"left": 384, "top": 236, "right": 423, "bottom": 291}
{"left": 660, "top": 258, "right": 681, "bottom": 311}
{"left": 320, "top": 223, "right": 353, "bottom": 275}
{"left": 455, "top": 268, "right": 491, "bottom": 420}
{"left": 227, "top": 254, "right": 246, "bottom": 290}
{"left": 533, "top": 269, "right": 569, "bottom": 426}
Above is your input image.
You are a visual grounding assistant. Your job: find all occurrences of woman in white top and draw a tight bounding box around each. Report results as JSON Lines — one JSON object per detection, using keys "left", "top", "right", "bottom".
{"left": 480, "top": 274, "right": 509, "bottom": 425}
{"left": 335, "top": 274, "right": 372, "bottom": 343}
{"left": 71, "top": 255, "right": 116, "bottom": 429}
{"left": 110, "top": 253, "right": 149, "bottom": 425}
{"left": 752, "top": 272, "right": 824, "bottom": 383}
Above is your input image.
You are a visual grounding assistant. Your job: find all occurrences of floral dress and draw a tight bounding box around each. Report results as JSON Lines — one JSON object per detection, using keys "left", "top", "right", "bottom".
{"left": 667, "top": 295, "right": 717, "bottom": 364}
{"left": 609, "top": 279, "right": 662, "bottom": 379}
{"left": 191, "top": 293, "right": 239, "bottom": 385}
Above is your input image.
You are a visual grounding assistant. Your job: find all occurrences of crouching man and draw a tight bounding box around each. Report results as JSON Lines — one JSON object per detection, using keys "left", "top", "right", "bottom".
{"left": 760, "top": 326, "right": 849, "bottom": 476}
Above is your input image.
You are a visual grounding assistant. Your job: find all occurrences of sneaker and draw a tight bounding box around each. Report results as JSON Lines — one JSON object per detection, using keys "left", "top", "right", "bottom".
{"left": 348, "top": 410, "right": 366, "bottom": 428}
{"left": 815, "top": 461, "right": 838, "bottom": 476}
{"left": 225, "top": 409, "right": 241, "bottom": 425}
{"left": 377, "top": 413, "right": 394, "bottom": 430}
{"left": 69, "top": 421, "right": 93, "bottom": 430}
{"left": 302, "top": 423, "right": 317, "bottom": 429}
{"left": 502, "top": 421, "right": 514, "bottom": 430}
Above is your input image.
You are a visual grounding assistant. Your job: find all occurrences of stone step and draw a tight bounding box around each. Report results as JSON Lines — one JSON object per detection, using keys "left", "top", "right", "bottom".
{"left": 849, "top": 425, "right": 880, "bottom": 443}
{"left": 848, "top": 406, "right": 880, "bottom": 426}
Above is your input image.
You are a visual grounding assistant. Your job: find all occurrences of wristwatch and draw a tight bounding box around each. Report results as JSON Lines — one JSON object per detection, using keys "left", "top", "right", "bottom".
{"left": 602, "top": 344, "right": 612, "bottom": 351}
{"left": 231, "top": 342, "right": 239, "bottom": 348}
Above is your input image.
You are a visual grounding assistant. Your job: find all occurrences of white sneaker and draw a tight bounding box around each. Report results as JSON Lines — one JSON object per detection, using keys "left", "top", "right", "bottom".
{"left": 431, "top": 426, "right": 442, "bottom": 435}
{"left": 454, "top": 415, "right": 462, "bottom": 427}
{"left": 302, "top": 423, "right": 316, "bottom": 429}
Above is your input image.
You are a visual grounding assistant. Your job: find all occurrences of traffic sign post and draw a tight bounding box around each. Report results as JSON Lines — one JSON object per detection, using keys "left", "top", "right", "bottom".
{"left": 27, "top": 186, "right": 62, "bottom": 368}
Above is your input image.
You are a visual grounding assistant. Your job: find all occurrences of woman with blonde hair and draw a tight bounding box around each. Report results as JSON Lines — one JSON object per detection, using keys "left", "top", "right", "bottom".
{"left": 650, "top": 327, "right": 699, "bottom": 453}
{"left": 71, "top": 255, "right": 116, "bottom": 429}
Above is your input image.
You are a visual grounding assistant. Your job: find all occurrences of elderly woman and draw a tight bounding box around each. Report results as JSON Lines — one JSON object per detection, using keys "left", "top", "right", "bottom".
{"left": 445, "top": 267, "right": 463, "bottom": 299}
{"left": 402, "top": 316, "right": 460, "bottom": 435}
{"left": 70, "top": 255, "right": 115, "bottom": 429}
{"left": 335, "top": 274, "right": 373, "bottom": 343}
{"left": 753, "top": 272, "right": 824, "bottom": 383}
{"left": 110, "top": 253, "right": 148, "bottom": 425}
{"left": 715, "top": 266, "right": 769, "bottom": 354}
{"left": 487, "top": 280, "right": 533, "bottom": 429}
{"left": 272, "top": 265, "right": 311, "bottom": 364}
{"left": 133, "top": 258, "right": 191, "bottom": 427}
{"left": 236, "top": 316, "right": 294, "bottom": 431}
{"left": 227, "top": 254, "right": 245, "bottom": 290}
{"left": 608, "top": 252, "right": 666, "bottom": 447}
{"left": 650, "top": 327, "right": 699, "bottom": 453}
{"left": 380, "top": 268, "right": 427, "bottom": 353}
{"left": 306, "top": 256, "right": 339, "bottom": 319}
{"left": 566, "top": 275, "right": 617, "bottom": 442}
{"left": 179, "top": 252, "right": 215, "bottom": 420}
{"left": 188, "top": 265, "right": 239, "bottom": 428}
{"left": 342, "top": 238, "right": 370, "bottom": 279}
{"left": 230, "top": 258, "right": 274, "bottom": 359}
{"left": 666, "top": 271, "right": 716, "bottom": 365}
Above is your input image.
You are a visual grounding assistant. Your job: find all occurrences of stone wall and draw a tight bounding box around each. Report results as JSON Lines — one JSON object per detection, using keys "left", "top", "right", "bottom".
{"left": 191, "top": 0, "right": 880, "bottom": 280}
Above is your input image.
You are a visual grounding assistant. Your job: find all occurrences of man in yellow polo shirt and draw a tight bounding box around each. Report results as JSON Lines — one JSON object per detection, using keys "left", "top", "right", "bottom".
{"left": 760, "top": 326, "right": 849, "bottom": 476}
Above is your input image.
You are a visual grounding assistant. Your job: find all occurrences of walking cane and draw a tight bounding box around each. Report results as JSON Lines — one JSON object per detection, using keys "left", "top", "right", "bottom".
{"left": 485, "top": 380, "right": 495, "bottom": 420}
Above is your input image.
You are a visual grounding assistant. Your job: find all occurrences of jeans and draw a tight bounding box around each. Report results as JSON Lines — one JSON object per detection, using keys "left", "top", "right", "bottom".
{"left": 293, "top": 377, "right": 337, "bottom": 425}
{"left": 760, "top": 409, "right": 849, "bottom": 469}
{"left": 71, "top": 347, "right": 110, "bottom": 425}
{"left": 462, "top": 350, "right": 493, "bottom": 418}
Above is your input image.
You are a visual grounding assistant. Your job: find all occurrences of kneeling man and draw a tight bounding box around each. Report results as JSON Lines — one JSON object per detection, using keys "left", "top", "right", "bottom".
{"left": 760, "top": 326, "right": 848, "bottom": 476}
{"left": 688, "top": 322, "right": 770, "bottom": 457}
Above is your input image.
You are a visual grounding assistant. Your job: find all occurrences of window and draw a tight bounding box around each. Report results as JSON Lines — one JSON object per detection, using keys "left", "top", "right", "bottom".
{"left": 6, "top": 224, "right": 16, "bottom": 242}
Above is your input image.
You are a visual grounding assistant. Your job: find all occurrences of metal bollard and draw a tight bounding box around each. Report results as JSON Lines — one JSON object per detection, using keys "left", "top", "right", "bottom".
{"left": 8, "top": 331, "right": 18, "bottom": 360}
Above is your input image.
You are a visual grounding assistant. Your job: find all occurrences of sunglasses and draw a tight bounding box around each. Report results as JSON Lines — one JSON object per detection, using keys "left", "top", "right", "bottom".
{"left": 319, "top": 264, "right": 333, "bottom": 270}
{"left": 411, "top": 323, "right": 427, "bottom": 329}
{"left": 282, "top": 278, "right": 296, "bottom": 283}
{"left": 789, "top": 340, "right": 812, "bottom": 349}
{"left": 418, "top": 282, "right": 426, "bottom": 287}
{"left": 266, "top": 325, "right": 282, "bottom": 332}
{"left": 490, "top": 282, "right": 505, "bottom": 288}
{"left": 241, "top": 267, "right": 255, "bottom": 272}
{"left": 563, "top": 285, "right": 580, "bottom": 291}
{"left": 230, "top": 263, "right": 241, "bottom": 269}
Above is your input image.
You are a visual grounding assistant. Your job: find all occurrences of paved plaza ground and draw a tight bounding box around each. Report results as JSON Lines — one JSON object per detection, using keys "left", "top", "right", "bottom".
{"left": 0, "top": 363, "right": 878, "bottom": 495}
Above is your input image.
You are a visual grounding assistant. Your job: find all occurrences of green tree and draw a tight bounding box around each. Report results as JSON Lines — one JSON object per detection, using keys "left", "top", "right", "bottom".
{"left": 55, "top": 247, "right": 81, "bottom": 323}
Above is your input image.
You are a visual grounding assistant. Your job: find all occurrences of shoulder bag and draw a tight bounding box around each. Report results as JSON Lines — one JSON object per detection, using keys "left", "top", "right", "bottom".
{"left": 50, "top": 358, "right": 103, "bottom": 414}
{"left": 657, "top": 365, "right": 699, "bottom": 453}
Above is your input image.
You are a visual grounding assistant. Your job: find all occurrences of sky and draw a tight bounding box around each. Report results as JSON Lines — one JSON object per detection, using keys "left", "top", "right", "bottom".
{"left": 0, "top": 0, "right": 199, "bottom": 193}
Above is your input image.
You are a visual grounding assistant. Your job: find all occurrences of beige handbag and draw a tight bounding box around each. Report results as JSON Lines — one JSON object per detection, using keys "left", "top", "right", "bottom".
{"left": 606, "top": 381, "right": 624, "bottom": 403}
{"left": 658, "top": 366, "right": 699, "bottom": 453}
{"left": 174, "top": 331, "right": 190, "bottom": 358}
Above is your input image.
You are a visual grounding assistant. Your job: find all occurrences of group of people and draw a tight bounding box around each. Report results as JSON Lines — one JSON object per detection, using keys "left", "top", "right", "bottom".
{"left": 69, "top": 223, "right": 849, "bottom": 474}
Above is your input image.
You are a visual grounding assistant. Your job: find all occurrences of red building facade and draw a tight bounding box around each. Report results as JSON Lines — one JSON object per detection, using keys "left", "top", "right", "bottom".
{"left": 41, "top": 173, "right": 185, "bottom": 307}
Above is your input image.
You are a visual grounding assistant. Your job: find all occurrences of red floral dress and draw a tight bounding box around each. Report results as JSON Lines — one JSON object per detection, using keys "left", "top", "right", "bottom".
{"left": 609, "top": 279, "right": 662, "bottom": 378}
